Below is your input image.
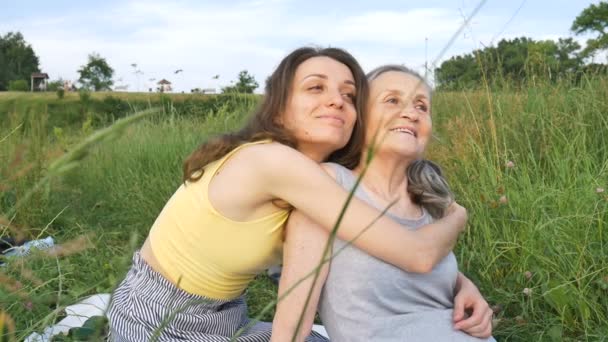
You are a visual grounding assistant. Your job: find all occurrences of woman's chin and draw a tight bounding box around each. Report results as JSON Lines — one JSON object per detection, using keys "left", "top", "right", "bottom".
{"left": 376, "top": 144, "right": 420, "bottom": 160}
{"left": 311, "top": 135, "right": 350, "bottom": 151}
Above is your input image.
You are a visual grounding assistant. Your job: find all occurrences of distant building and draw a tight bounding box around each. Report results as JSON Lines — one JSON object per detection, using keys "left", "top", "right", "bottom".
{"left": 114, "top": 84, "right": 129, "bottom": 91}
{"left": 157, "top": 79, "right": 172, "bottom": 92}
{"left": 190, "top": 88, "right": 217, "bottom": 94}
{"left": 31, "top": 73, "right": 49, "bottom": 92}
{"left": 63, "top": 80, "right": 76, "bottom": 91}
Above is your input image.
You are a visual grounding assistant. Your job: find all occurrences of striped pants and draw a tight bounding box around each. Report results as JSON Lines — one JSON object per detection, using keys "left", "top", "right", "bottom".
{"left": 107, "top": 251, "right": 328, "bottom": 342}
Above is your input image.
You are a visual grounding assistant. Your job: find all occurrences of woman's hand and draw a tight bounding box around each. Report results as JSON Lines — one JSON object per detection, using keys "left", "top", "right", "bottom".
{"left": 452, "top": 273, "right": 493, "bottom": 338}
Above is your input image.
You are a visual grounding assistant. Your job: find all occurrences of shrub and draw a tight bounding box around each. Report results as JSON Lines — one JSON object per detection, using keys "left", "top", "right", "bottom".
{"left": 8, "top": 80, "right": 29, "bottom": 91}
{"left": 56, "top": 88, "right": 65, "bottom": 99}
{"left": 79, "top": 89, "right": 91, "bottom": 102}
{"left": 47, "top": 80, "right": 63, "bottom": 92}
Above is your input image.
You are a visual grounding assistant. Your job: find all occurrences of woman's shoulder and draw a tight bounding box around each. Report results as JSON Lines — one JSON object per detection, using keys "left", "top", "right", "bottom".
{"left": 238, "top": 141, "right": 302, "bottom": 163}
{"left": 224, "top": 141, "right": 316, "bottom": 179}
{"left": 223, "top": 140, "right": 295, "bottom": 161}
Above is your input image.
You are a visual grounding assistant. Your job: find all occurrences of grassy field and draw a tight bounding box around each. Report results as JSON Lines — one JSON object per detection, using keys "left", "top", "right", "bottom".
{"left": 1, "top": 79, "right": 607, "bottom": 341}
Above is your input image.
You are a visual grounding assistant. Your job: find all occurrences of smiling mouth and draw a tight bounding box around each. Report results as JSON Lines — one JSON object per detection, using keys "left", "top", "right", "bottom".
{"left": 318, "top": 115, "right": 345, "bottom": 125}
{"left": 389, "top": 127, "right": 417, "bottom": 137}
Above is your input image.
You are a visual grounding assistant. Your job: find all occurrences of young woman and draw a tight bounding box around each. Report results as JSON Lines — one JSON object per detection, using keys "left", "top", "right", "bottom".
{"left": 272, "top": 65, "right": 495, "bottom": 341}
{"left": 107, "top": 49, "right": 468, "bottom": 341}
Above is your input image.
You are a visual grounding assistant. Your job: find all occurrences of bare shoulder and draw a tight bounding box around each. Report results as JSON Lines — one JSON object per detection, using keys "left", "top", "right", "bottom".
{"left": 243, "top": 142, "right": 304, "bottom": 164}
{"left": 243, "top": 142, "right": 320, "bottom": 175}
{"left": 221, "top": 141, "right": 324, "bottom": 194}
{"left": 205, "top": 141, "right": 304, "bottom": 218}
{"left": 218, "top": 141, "right": 302, "bottom": 172}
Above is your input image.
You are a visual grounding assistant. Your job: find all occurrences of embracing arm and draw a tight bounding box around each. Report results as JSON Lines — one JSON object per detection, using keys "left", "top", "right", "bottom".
{"left": 271, "top": 211, "right": 330, "bottom": 342}
{"left": 251, "top": 143, "right": 467, "bottom": 273}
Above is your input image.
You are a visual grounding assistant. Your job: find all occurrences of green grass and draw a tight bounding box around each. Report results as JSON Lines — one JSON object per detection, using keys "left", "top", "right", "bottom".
{"left": 0, "top": 90, "right": 218, "bottom": 101}
{"left": 1, "top": 77, "right": 608, "bottom": 341}
{"left": 428, "top": 76, "right": 608, "bottom": 340}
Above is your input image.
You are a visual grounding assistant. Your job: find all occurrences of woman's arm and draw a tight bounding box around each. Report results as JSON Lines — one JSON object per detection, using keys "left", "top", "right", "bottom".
{"left": 271, "top": 211, "right": 330, "bottom": 342}
{"left": 250, "top": 143, "right": 467, "bottom": 273}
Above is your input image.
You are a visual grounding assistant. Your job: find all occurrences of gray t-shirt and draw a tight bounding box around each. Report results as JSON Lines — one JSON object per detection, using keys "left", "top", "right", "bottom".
{"left": 318, "top": 163, "right": 495, "bottom": 342}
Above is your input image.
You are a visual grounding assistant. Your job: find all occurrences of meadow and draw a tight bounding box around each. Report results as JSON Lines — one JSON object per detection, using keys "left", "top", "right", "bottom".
{"left": 1, "top": 77, "right": 607, "bottom": 341}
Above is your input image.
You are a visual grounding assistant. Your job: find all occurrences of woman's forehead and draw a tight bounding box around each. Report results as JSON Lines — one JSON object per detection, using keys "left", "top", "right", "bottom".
{"left": 294, "top": 56, "right": 354, "bottom": 82}
{"left": 370, "top": 71, "right": 429, "bottom": 97}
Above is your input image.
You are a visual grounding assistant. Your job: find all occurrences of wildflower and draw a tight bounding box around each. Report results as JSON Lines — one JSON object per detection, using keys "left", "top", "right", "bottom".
{"left": 24, "top": 301, "right": 33, "bottom": 311}
{"left": 523, "top": 288, "right": 532, "bottom": 296}
{"left": 597, "top": 187, "right": 605, "bottom": 194}
{"left": 491, "top": 304, "right": 503, "bottom": 314}
{"left": 506, "top": 161, "right": 515, "bottom": 168}
{"left": 524, "top": 271, "right": 533, "bottom": 280}
{"left": 499, "top": 195, "right": 508, "bottom": 205}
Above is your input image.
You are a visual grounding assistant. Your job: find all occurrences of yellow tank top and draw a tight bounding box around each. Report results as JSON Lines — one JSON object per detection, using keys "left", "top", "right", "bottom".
{"left": 149, "top": 140, "right": 289, "bottom": 299}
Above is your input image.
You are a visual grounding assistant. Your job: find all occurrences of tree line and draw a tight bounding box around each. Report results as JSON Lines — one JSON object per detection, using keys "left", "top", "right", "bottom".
{"left": 0, "top": 33, "right": 259, "bottom": 94}
{"left": 0, "top": 32, "right": 116, "bottom": 92}
{"left": 435, "top": 2, "right": 608, "bottom": 90}
{"left": 3, "top": 2, "right": 606, "bottom": 93}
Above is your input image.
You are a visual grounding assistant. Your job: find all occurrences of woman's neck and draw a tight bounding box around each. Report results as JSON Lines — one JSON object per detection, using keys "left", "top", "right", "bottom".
{"left": 353, "top": 150, "right": 422, "bottom": 219}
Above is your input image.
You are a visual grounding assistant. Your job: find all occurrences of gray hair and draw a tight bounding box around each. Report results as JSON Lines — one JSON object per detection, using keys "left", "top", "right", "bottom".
{"left": 366, "top": 64, "right": 433, "bottom": 100}
{"left": 367, "top": 64, "right": 451, "bottom": 218}
{"left": 407, "top": 160, "right": 454, "bottom": 219}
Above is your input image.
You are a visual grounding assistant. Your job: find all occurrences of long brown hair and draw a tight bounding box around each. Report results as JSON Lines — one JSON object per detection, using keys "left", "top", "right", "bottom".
{"left": 183, "top": 46, "right": 368, "bottom": 182}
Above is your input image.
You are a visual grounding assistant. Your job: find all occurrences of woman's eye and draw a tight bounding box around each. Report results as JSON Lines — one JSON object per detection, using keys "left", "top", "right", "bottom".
{"left": 342, "top": 93, "right": 355, "bottom": 101}
{"left": 416, "top": 103, "right": 428, "bottom": 112}
{"left": 308, "top": 85, "right": 323, "bottom": 91}
{"left": 386, "top": 97, "right": 399, "bottom": 105}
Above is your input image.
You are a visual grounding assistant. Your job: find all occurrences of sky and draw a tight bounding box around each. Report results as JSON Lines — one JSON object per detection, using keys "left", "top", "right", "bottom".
{"left": 0, "top": 0, "right": 602, "bottom": 93}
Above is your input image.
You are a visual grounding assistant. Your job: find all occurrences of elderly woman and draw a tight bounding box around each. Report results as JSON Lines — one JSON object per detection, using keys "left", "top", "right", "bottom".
{"left": 272, "top": 65, "right": 495, "bottom": 341}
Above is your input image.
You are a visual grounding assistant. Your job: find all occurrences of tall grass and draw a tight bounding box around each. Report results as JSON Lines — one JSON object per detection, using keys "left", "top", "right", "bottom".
{"left": 0, "top": 98, "right": 254, "bottom": 340}
{"left": 429, "top": 75, "right": 608, "bottom": 340}
{"left": 1, "top": 76, "right": 607, "bottom": 340}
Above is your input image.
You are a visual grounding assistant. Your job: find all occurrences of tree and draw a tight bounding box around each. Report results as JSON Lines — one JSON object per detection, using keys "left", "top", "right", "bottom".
{"left": 0, "top": 32, "right": 40, "bottom": 91}
{"left": 78, "top": 53, "right": 114, "bottom": 91}
{"left": 571, "top": 1, "right": 608, "bottom": 58}
{"left": 434, "top": 37, "right": 584, "bottom": 90}
{"left": 222, "top": 70, "right": 259, "bottom": 94}
{"left": 434, "top": 54, "right": 480, "bottom": 90}
{"left": 556, "top": 38, "right": 583, "bottom": 72}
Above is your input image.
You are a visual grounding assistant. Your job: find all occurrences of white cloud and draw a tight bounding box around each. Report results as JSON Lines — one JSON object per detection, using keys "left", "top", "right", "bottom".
{"left": 329, "top": 9, "right": 464, "bottom": 45}
{"left": 0, "top": 0, "right": 588, "bottom": 92}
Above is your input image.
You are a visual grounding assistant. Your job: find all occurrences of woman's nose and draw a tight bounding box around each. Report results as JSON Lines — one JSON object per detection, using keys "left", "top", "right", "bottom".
{"left": 401, "top": 105, "right": 419, "bottom": 121}
{"left": 326, "top": 88, "right": 345, "bottom": 109}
